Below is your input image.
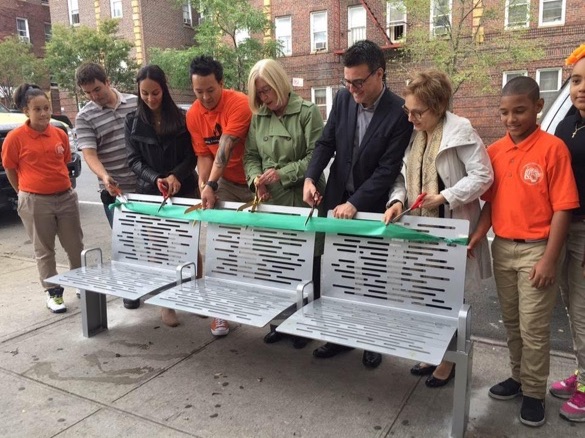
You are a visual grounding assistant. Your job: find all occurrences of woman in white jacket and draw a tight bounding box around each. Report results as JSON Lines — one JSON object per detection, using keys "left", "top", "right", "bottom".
{"left": 384, "top": 70, "right": 493, "bottom": 387}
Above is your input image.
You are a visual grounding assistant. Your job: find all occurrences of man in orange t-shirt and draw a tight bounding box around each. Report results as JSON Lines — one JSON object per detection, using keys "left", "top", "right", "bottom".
{"left": 469, "top": 77, "right": 579, "bottom": 427}
{"left": 186, "top": 55, "right": 253, "bottom": 211}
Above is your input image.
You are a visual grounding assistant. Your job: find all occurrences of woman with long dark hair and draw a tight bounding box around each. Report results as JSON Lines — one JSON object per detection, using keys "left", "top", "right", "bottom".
{"left": 125, "top": 64, "right": 198, "bottom": 326}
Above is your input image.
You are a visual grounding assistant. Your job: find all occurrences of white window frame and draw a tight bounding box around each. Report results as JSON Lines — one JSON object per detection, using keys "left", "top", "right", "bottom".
{"left": 68, "top": 0, "right": 80, "bottom": 26}
{"left": 275, "top": 16, "right": 292, "bottom": 57}
{"left": 348, "top": 5, "right": 367, "bottom": 47}
{"left": 183, "top": 1, "right": 193, "bottom": 26}
{"left": 539, "top": 0, "right": 565, "bottom": 26}
{"left": 311, "top": 11, "right": 328, "bottom": 52}
{"left": 430, "top": 0, "right": 452, "bottom": 37}
{"left": 387, "top": 1, "right": 407, "bottom": 42}
{"left": 505, "top": 0, "right": 530, "bottom": 29}
{"left": 502, "top": 70, "right": 528, "bottom": 87}
{"left": 16, "top": 18, "right": 30, "bottom": 43}
{"left": 311, "top": 87, "right": 334, "bottom": 123}
{"left": 110, "top": 0, "right": 123, "bottom": 19}
{"left": 537, "top": 67, "right": 562, "bottom": 115}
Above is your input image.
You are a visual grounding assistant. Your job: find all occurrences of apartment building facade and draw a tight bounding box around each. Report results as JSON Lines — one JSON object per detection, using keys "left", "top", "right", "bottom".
{"left": 257, "top": 0, "right": 584, "bottom": 145}
{"left": 0, "top": 0, "right": 52, "bottom": 58}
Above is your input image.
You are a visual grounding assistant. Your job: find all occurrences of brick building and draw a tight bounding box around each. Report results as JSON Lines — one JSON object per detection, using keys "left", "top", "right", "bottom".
{"left": 49, "top": 0, "right": 198, "bottom": 114}
{"left": 256, "top": 0, "right": 584, "bottom": 145}
{"left": 0, "top": 0, "right": 52, "bottom": 58}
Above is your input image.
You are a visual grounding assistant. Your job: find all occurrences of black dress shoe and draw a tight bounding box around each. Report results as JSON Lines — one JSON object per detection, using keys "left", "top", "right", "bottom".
{"left": 123, "top": 298, "right": 140, "bottom": 309}
{"left": 425, "top": 366, "right": 455, "bottom": 388}
{"left": 362, "top": 351, "right": 382, "bottom": 369}
{"left": 291, "top": 335, "right": 310, "bottom": 349}
{"left": 313, "top": 342, "right": 354, "bottom": 358}
{"left": 410, "top": 363, "right": 437, "bottom": 376}
{"left": 264, "top": 329, "right": 284, "bottom": 344}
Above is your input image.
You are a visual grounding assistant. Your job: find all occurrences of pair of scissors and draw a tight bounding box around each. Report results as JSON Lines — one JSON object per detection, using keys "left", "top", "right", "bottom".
{"left": 184, "top": 202, "right": 203, "bottom": 214}
{"left": 111, "top": 185, "right": 128, "bottom": 204}
{"left": 304, "top": 192, "right": 320, "bottom": 226}
{"left": 391, "top": 192, "right": 427, "bottom": 223}
{"left": 157, "top": 182, "right": 172, "bottom": 212}
{"left": 237, "top": 189, "right": 262, "bottom": 212}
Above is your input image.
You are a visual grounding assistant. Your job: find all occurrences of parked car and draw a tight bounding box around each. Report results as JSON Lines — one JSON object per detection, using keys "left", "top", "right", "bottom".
{"left": 0, "top": 103, "right": 82, "bottom": 212}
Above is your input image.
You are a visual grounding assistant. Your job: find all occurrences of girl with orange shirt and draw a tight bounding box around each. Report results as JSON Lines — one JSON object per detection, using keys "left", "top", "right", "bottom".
{"left": 1, "top": 84, "right": 84, "bottom": 313}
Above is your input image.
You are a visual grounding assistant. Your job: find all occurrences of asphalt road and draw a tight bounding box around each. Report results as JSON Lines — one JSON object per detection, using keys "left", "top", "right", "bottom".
{"left": 0, "top": 156, "right": 574, "bottom": 354}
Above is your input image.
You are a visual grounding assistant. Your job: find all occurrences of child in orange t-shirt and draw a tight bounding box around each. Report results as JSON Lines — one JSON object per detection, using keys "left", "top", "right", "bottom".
{"left": 468, "top": 76, "right": 579, "bottom": 427}
{"left": 1, "top": 84, "right": 83, "bottom": 313}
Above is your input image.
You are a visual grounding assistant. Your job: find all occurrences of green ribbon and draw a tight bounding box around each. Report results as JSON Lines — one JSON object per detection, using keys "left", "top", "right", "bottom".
{"left": 110, "top": 201, "right": 468, "bottom": 246}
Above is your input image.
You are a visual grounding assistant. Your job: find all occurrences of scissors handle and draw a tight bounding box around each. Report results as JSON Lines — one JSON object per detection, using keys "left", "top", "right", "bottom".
{"left": 391, "top": 192, "right": 426, "bottom": 223}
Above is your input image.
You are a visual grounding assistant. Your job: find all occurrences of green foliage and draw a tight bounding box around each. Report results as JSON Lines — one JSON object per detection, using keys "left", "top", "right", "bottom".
{"left": 44, "top": 19, "right": 139, "bottom": 103}
{"left": 387, "top": 0, "right": 544, "bottom": 95}
{"left": 0, "top": 36, "right": 48, "bottom": 108}
{"left": 152, "top": 0, "right": 281, "bottom": 92}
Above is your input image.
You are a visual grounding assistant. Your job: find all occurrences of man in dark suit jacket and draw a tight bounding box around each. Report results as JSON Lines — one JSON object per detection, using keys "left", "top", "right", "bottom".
{"left": 303, "top": 40, "right": 413, "bottom": 368}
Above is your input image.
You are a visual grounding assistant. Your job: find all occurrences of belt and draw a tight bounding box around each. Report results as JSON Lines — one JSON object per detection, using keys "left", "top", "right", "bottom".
{"left": 497, "top": 236, "right": 547, "bottom": 244}
{"left": 25, "top": 189, "right": 71, "bottom": 196}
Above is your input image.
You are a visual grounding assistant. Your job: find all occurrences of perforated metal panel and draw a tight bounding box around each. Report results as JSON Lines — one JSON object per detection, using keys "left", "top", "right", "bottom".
{"left": 46, "top": 194, "right": 201, "bottom": 300}
{"left": 147, "top": 204, "right": 315, "bottom": 326}
{"left": 277, "top": 214, "right": 469, "bottom": 364}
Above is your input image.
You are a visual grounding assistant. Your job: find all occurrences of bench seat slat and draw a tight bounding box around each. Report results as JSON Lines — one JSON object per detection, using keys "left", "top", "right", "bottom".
{"left": 146, "top": 277, "right": 300, "bottom": 327}
{"left": 277, "top": 298, "right": 456, "bottom": 365}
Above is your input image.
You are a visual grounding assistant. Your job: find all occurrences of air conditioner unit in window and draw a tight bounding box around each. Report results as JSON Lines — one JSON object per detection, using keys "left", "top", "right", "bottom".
{"left": 184, "top": 18, "right": 192, "bottom": 26}
{"left": 315, "top": 41, "right": 326, "bottom": 51}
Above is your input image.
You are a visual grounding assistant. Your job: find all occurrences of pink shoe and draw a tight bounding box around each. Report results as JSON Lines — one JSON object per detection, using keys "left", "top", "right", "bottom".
{"left": 550, "top": 371, "right": 578, "bottom": 399}
{"left": 560, "top": 385, "right": 585, "bottom": 422}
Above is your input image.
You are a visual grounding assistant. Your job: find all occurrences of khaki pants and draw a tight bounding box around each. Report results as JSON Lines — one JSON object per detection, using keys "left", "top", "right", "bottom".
{"left": 17, "top": 190, "right": 84, "bottom": 289}
{"left": 492, "top": 236, "right": 558, "bottom": 399}
{"left": 559, "top": 220, "right": 585, "bottom": 385}
{"left": 217, "top": 178, "right": 254, "bottom": 203}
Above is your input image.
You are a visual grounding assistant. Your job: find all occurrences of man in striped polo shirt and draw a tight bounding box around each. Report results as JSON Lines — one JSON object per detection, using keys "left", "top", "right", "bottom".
{"left": 75, "top": 62, "right": 140, "bottom": 309}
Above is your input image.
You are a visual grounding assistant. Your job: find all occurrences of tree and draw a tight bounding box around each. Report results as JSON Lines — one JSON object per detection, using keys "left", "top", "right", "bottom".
{"left": 151, "top": 0, "right": 281, "bottom": 92}
{"left": 45, "top": 19, "right": 139, "bottom": 106}
{"left": 387, "top": 0, "right": 544, "bottom": 95}
{"left": 0, "top": 36, "right": 48, "bottom": 108}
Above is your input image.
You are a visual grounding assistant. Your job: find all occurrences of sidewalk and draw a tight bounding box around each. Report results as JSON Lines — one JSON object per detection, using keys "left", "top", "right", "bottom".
{"left": 1, "top": 254, "right": 583, "bottom": 438}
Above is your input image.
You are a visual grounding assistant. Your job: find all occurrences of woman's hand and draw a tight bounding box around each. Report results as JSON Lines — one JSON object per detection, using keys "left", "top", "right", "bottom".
{"left": 158, "top": 175, "right": 181, "bottom": 196}
{"left": 256, "top": 168, "right": 280, "bottom": 185}
{"left": 421, "top": 194, "right": 446, "bottom": 210}
{"left": 383, "top": 202, "right": 403, "bottom": 225}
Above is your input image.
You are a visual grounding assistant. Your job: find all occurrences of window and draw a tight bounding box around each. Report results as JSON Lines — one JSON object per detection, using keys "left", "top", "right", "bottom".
{"left": 506, "top": 0, "right": 529, "bottom": 29}
{"left": 537, "top": 68, "right": 562, "bottom": 115}
{"left": 502, "top": 70, "right": 528, "bottom": 86}
{"left": 68, "top": 0, "right": 80, "bottom": 26}
{"left": 311, "top": 11, "right": 327, "bottom": 52}
{"left": 387, "top": 1, "right": 406, "bottom": 42}
{"left": 16, "top": 18, "right": 29, "bottom": 43}
{"left": 44, "top": 23, "right": 52, "bottom": 42}
{"left": 312, "top": 87, "right": 334, "bottom": 123}
{"left": 41, "top": 0, "right": 49, "bottom": 5}
{"left": 431, "top": 0, "right": 451, "bottom": 37}
{"left": 539, "top": 0, "right": 564, "bottom": 26}
{"left": 235, "top": 28, "right": 249, "bottom": 47}
{"left": 183, "top": 1, "right": 193, "bottom": 26}
{"left": 110, "top": 0, "right": 123, "bottom": 18}
{"left": 348, "top": 6, "right": 366, "bottom": 46}
{"left": 275, "top": 16, "right": 292, "bottom": 56}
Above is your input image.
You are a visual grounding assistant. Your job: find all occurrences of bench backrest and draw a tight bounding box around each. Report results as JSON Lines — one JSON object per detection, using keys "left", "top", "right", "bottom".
{"left": 112, "top": 194, "right": 200, "bottom": 270}
{"left": 205, "top": 202, "right": 315, "bottom": 291}
{"left": 322, "top": 212, "right": 468, "bottom": 319}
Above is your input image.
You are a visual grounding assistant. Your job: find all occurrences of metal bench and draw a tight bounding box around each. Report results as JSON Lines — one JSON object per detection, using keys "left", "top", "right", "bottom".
{"left": 146, "top": 202, "right": 315, "bottom": 327}
{"left": 46, "top": 194, "right": 201, "bottom": 337}
{"left": 277, "top": 213, "right": 472, "bottom": 438}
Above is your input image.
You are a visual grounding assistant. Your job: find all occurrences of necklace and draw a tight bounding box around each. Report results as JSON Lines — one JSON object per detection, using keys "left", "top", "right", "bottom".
{"left": 573, "top": 122, "right": 585, "bottom": 138}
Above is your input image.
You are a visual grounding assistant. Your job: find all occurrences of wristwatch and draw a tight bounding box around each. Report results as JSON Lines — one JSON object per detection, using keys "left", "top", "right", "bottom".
{"left": 206, "top": 180, "right": 219, "bottom": 192}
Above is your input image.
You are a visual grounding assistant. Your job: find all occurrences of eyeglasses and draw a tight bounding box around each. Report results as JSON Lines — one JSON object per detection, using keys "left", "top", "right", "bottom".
{"left": 340, "top": 70, "right": 376, "bottom": 90}
{"left": 257, "top": 85, "right": 273, "bottom": 98}
{"left": 402, "top": 105, "right": 430, "bottom": 121}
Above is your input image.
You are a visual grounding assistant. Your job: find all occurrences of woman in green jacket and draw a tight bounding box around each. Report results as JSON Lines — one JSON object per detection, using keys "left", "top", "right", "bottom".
{"left": 244, "top": 58, "right": 325, "bottom": 348}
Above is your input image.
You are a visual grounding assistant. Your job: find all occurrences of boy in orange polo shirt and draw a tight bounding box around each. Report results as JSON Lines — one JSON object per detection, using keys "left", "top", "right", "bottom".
{"left": 469, "top": 76, "right": 579, "bottom": 427}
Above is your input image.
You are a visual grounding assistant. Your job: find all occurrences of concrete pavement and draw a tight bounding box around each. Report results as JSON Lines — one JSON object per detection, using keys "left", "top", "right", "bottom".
{"left": 1, "top": 253, "right": 584, "bottom": 438}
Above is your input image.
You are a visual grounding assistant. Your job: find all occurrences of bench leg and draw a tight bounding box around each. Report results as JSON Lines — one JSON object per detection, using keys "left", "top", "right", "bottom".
{"left": 449, "top": 343, "right": 474, "bottom": 438}
{"left": 80, "top": 290, "right": 107, "bottom": 338}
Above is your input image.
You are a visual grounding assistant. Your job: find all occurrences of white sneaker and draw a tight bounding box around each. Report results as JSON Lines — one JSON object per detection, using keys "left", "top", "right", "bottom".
{"left": 210, "top": 318, "right": 229, "bottom": 336}
{"left": 46, "top": 287, "right": 67, "bottom": 313}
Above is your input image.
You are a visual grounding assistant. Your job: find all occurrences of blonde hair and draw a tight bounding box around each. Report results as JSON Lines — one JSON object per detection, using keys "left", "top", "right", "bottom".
{"left": 404, "top": 70, "right": 452, "bottom": 118}
{"left": 247, "top": 59, "right": 292, "bottom": 113}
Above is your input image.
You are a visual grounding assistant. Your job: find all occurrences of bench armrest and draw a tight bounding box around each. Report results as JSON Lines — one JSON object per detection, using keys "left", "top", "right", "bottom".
{"left": 81, "top": 248, "right": 102, "bottom": 268}
{"left": 296, "top": 280, "right": 314, "bottom": 309}
{"left": 457, "top": 303, "right": 471, "bottom": 352}
{"left": 176, "top": 262, "right": 197, "bottom": 284}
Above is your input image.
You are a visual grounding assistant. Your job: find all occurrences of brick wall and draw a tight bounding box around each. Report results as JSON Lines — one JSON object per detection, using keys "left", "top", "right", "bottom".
{"left": 0, "top": 0, "right": 51, "bottom": 57}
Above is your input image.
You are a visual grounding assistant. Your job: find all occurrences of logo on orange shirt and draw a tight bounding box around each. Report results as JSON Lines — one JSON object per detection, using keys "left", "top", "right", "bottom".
{"left": 55, "top": 143, "right": 65, "bottom": 156}
{"left": 522, "top": 163, "right": 543, "bottom": 185}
